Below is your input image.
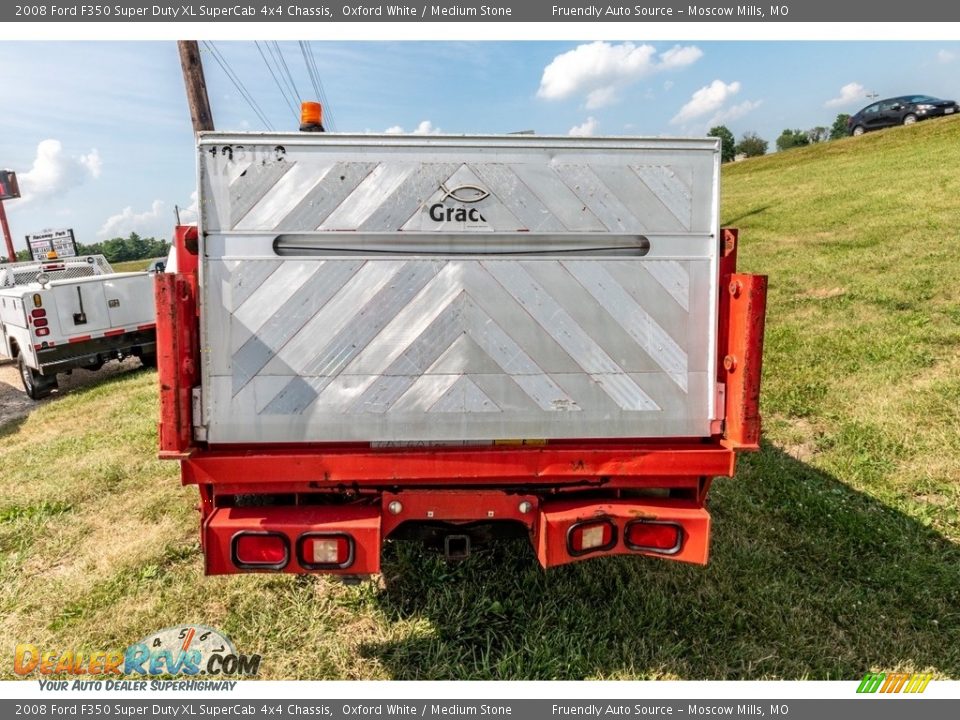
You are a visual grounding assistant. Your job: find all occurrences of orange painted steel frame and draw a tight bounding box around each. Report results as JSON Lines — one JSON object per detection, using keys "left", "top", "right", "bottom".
{"left": 157, "top": 226, "right": 767, "bottom": 573}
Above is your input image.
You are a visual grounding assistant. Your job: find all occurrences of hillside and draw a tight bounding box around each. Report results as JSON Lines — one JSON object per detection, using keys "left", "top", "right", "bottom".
{"left": 1, "top": 118, "right": 958, "bottom": 680}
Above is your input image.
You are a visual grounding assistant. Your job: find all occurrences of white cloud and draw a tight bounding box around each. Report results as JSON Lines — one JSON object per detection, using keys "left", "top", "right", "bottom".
{"left": 659, "top": 45, "right": 704, "bottom": 70}
{"left": 663, "top": 80, "right": 675, "bottom": 91}
{"left": 78, "top": 150, "right": 102, "bottom": 179}
{"left": 16, "top": 139, "right": 101, "bottom": 205}
{"left": 384, "top": 120, "right": 441, "bottom": 135}
{"left": 99, "top": 200, "right": 166, "bottom": 238}
{"left": 538, "top": 42, "right": 702, "bottom": 108}
{"left": 937, "top": 49, "right": 956, "bottom": 64}
{"left": 177, "top": 191, "right": 199, "bottom": 225}
{"left": 569, "top": 117, "right": 599, "bottom": 137}
{"left": 825, "top": 82, "right": 866, "bottom": 108}
{"left": 413, "top": 120, "right": 440, "bottom": 135}
{"left": 585, "top": 87, "right": 617, "bottom": 110}
{"left": 709, "top": 99, "right": 763, "bottom": 126}
{"left": 672, "top": 80, "right": 741, "bottom": 125}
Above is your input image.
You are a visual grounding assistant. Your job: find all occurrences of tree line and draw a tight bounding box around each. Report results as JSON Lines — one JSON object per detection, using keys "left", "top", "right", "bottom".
{"left": 708, "top": 113, "right": 852, "bottom": 162}
{"left": 10, "top": 232, "right": 170, "bottom": 264}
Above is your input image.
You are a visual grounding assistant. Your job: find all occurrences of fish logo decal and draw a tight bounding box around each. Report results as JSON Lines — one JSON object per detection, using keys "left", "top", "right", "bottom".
{"left": 439, "top": 182, "right": 490, "bottom": 204}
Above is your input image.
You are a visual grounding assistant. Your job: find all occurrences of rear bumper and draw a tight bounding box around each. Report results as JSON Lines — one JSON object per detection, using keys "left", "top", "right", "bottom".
{"left": 35, "top": 328, "right": 155, "bottom": 374}
{"left": 201, "top": 490, "right": 711, "bottom": 575}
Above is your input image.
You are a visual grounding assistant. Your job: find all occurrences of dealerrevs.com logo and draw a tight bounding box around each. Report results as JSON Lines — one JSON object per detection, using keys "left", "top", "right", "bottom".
{"left": 14, "top": 625, "right": 261, "bottom": 680}
{"left": 857, "top": 672, "right": 933, "bottom": 694}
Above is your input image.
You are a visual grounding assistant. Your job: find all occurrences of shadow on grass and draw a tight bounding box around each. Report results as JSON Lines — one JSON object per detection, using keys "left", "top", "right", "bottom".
{"left": 722, "top": 204, "right": 772, "bottom": 227}
{"left": 0, "top": 357, "right": 150, "bottom": 423}
{"left": 361, "top": 442, "right": 960, "bottom": 679}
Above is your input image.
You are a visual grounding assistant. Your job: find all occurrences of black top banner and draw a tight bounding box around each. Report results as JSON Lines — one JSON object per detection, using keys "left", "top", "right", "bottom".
{"left": 5, "top": 1, "right": 960, "bottom": 22}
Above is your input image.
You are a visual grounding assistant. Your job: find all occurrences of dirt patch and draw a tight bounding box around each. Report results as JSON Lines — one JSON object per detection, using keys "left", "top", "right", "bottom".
{"left": 781, "top": 417, "right": 821, "bottom": 462}
{"left": 803, "top": 287, "right": 847, "bottom": 300}
{"left": 0, "top": 357, "right": 145, "bottom": 427}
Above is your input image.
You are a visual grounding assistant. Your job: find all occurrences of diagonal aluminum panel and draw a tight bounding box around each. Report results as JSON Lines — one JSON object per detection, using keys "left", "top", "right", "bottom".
{"left": 561, "top": 260, "right": 688, "bottom": 390}
{"left": 198, "top": 134, "right": 720, "bottom": 443}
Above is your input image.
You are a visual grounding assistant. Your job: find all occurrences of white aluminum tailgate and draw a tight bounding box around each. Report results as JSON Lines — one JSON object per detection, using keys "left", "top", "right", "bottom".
{"left": 198, "top": 133, "right": 721, "bottom": 444}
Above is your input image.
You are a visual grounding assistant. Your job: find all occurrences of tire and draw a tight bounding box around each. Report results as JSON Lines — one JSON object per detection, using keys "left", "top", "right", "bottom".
{"left": 851, "top": 125, "right": 866, "bottom": 137}
{"left": 903, "top": 114, "right": 917, "bottom": 126}
{"left": 18, "top": 355, "right": 57, "bottom": 400}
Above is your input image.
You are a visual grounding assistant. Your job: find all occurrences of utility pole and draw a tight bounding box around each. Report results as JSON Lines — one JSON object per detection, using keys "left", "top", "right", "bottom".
{"left": 0, "top": 201, "right": 14, "bottom": 263}
{"left": 178, "top": 40, "right": 214, "bottom": 134}
{"left": 0, "top": 169, "right": 21, "bottom": 263}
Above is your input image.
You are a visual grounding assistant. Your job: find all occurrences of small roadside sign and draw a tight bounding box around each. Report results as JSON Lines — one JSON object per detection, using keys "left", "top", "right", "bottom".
{"left": 26, "top": 228, "right": 78, "bottom": 261}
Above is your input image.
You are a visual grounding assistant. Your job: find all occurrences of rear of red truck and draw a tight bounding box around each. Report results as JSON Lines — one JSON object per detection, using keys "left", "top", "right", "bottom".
{"left": 156, "top": 132, "right": 766, "bottom": 577}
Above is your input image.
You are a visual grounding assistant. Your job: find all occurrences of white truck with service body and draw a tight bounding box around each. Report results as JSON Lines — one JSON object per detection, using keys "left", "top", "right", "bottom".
{"left": 0, "top": 254, "right": 157, "bottom": 399}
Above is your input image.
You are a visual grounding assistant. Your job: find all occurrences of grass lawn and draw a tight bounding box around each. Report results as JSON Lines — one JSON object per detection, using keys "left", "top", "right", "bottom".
{"left": 111, "top": 258, "right": 160, "bottom": 273}
{"left": 1, "top": 117, "right": 958, "bottom": 679}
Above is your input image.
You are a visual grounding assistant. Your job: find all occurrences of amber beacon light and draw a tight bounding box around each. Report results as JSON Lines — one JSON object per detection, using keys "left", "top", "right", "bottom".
{"left": 299, "top": 101, "right": 324, "bottom": 132}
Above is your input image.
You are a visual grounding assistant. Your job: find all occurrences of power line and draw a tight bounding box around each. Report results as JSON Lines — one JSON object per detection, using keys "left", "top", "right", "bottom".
{"left": 271, "top": 41, "right": 302, "bottom": 106}
{"left": 298, "top": 41, "right": 336, "bottom": 132}
{"left": 298, "top": 41, "right": 320, "bottom": 101}
{"left": 202, "top": 40, "right": 274, "bottom": 131}
{"left": 306, "top": 41, "right": 337, "bottom": 131}
{"left": 255, "top": 40, "right": 298, "bottom": 124}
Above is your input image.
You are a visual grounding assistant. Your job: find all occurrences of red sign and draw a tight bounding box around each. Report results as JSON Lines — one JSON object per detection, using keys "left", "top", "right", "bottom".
{"left": 0, "top": 170, "right": 21, "bottom": 201}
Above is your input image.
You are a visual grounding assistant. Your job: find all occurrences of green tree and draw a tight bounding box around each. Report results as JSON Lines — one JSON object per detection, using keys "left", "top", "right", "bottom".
{"left": 735, "top": 132, "right": 768, "bottom": 158}
{"left": 807, "top": 126, "right": 829, "bottom": 144}
{"left": 776, "top": 128, "right": 810, "bottom": 152}
{"left": 708, "top": 125, "right": 736, "bottom": 163}
{"left": 830, "top": 113, "right": 851, "bottom": 140}
{"left": 75, "top": 232, "right": 170, "bottom": 263}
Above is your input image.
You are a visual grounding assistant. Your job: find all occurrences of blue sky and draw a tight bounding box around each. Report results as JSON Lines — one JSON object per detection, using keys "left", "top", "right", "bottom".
{"left": 1, "top": 40, "right": 958, "bottom": 250}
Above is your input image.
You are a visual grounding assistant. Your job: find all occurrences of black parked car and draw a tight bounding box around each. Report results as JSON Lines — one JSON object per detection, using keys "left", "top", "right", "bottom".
{"left": 847, "top": 95, "right": 958, "bottom": 136}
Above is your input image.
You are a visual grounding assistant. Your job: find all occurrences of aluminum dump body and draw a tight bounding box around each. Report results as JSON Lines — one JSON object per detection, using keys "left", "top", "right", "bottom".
{"left": 197, "top": 134, "right": 721, "bottom": 444}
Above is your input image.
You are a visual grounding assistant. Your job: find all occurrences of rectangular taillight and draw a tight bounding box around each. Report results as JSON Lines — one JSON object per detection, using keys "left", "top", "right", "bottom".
{"left": 31, "top": 308, "right": 46, "bottom": 318}
{"left": 231, "top": 532, "right": 289, "bottom": 569}
{"left": 625, "top": 521, "right": 683, "bottom": 555}
{"left": 34, "top": 318, "right": 48, "bottom": 328}
{"left": 298, "top": 533, "right": 353, "bottom": 569}
{"left": 567, "top": 520, "right": 616, "bottom": 555}
{"left": 35, "top": 328, "right": 50, "bottom": 337}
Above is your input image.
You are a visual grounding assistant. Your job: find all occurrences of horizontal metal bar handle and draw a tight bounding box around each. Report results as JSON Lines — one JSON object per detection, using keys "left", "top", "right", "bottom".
{"left": 273, "top": 233, "right": 651, "bottom": 257}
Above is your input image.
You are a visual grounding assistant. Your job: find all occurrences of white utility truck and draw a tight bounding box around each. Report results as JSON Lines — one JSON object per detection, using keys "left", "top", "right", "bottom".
{"left": 0, "top": 254, "right": 157, "bottom": 399}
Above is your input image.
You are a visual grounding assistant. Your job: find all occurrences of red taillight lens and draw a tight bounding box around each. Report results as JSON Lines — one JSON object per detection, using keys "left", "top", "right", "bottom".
{"left": 624, "top": 521, "right": 683, "bottom": 554}
{"left": 34, "top": 318, "right": 48, "bottom": 328}
{"left": 32, "top": 308, "right": 47, "bottom": 318}
{"left": 232, "top": 532, "right": 288, "bottom": 568}
{"left": 298, "top": 533, "right": 353, "bottom": 569}
{"left": 567, "top": 520, "right": 616, "bottom": 555}
{"left": 35, "top": 327, "right": 50, "bottom": 337}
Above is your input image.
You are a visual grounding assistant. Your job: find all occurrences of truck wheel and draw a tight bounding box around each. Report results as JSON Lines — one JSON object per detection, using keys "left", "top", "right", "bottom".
{"left": 18, "top": 355, "right": 57, "bottom": 400}
{"left": 139, "top": 352, "right": 157, "bottom": 369}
